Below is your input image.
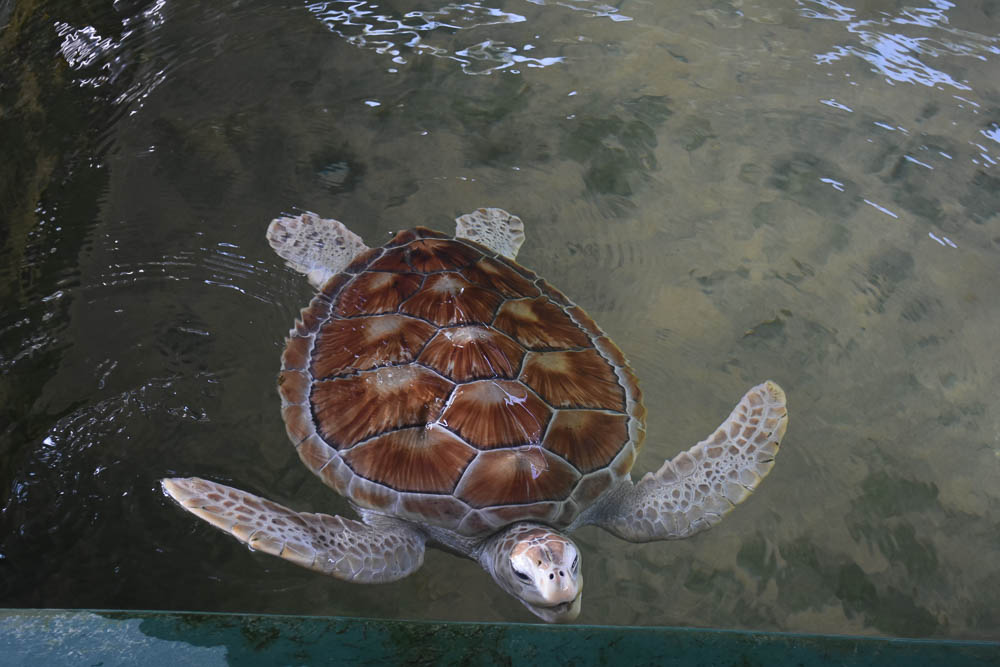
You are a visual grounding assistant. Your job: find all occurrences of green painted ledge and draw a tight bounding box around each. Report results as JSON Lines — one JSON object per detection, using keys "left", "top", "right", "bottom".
{"left": 1, "top": 609, "right": 997, "bottom": 666}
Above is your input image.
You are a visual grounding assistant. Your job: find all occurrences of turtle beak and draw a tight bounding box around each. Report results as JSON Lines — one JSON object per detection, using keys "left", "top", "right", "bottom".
{"left": 521, "top": 552, "right": 583, "bottom": 623}
{"left": 525, "top": 589, "right": 583, "bottom": 623}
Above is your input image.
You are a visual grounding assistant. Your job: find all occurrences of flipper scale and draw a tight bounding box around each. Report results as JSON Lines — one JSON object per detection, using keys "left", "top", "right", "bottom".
{"left": 587, "top": 381, "right": 787, "bottom": 542}
{"left": 162, "top": 477, "right": 426, "bottom": 583}
{"left": 454, "top": 208, "right": 526, "bottom": 260}
{"left": 266, "top": 212, "right": 370, "bottom": 289}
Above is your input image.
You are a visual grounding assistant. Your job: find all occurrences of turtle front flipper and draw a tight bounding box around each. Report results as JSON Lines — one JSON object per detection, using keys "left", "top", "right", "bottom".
{"left": 266, "top": 212, "right": 370, "bottom": 289}
{"left": 161, "top": 478, "right": 426, "bottom": 583}
{"left": 455, "top": 208, "right": 526, "bottom": 260}
{"left": 587, "top": 381, "right": 788, "bottom": 542}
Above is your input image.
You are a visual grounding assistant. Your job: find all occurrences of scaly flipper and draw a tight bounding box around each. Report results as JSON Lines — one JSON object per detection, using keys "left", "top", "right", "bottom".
{"left": 161, "top": 477, "right": 426, "bottom": 583}
{"left": 455, "top": 208, "right": 526, "bottom": 260}
{"left": 266, "top": 212, "right": 370, "bottom": 290}
{"left": 586, "top": 381, "right": 788, "bottom": 542}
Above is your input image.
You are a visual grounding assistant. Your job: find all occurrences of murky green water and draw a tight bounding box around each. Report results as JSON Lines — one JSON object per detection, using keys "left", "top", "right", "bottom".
{"left": 2, "top": 0, "right": 999, "bottom": 639}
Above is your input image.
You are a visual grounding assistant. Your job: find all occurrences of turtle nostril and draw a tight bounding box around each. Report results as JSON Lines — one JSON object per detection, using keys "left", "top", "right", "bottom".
{"left": 549, "top": 573, "right": 554, "bottom": 580}
{"left": 559, "top": 571, "right": 564, "bottom": 576}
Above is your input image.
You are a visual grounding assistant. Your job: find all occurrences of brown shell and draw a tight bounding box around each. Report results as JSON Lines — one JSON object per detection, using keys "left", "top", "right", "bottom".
{"left": 280, "top": 227, "right": 646, "bottom": 537}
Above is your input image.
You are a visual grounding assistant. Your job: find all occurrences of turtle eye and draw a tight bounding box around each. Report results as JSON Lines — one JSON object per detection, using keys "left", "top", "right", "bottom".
{"left": 571, "top": 555, "right": 579, "bottom": 573}
{"left": 513, "top": 569, "right": 531, "bottom": 583}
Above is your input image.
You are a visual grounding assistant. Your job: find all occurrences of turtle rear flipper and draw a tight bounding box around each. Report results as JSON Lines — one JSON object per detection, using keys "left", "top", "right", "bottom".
{"left": 267, "top": 212, "right": 370, "bottom": 289}
{"left": 161, "top": 478, "right": 426, "bottom": 583}
{"left": 455, "top": 208, "right": 526, "bottom": 260}
{"left": 586, "top": 381, "right": 787, "bottom": 542}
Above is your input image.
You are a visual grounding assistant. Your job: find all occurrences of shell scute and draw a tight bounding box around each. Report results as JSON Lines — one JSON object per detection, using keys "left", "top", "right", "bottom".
{"left": 461, "top": 257, "right": 540, "bottom": 298}
{"left": 347, "top": 476, "right": 397, "bottom": 512}
{"left": 418, "top": 326, "right": 525, "bottom": 381}
{"left": 368, "top": 247, "right": 413, "bottom": 272}
{"left": 344, "top": 247, "right": 384, "bottom": 274}
{"left": 492, "top": 253, "right": 538, "bottom": 282}
{"left": 399, "top": 273, "right": 502, "bottom": 326}
{"left": 413, "top": 226, "right": 451, "bottom": 240}
{"left": 399, "top": 494, "right": 469, "bottom": 530}
{"left": 282, "top": 336, "right": 312, "bottom": 371}
{"left": 544, "top": 410, "right": 629, "bottom": 473}
{"left": 297, "top": 434, "right": 337, "bottom": 473}
{"left": 277, "top": 370, "right": 310, "bottom": 405}
{"left": 387, "top": 229, "right": 421, "bottom": 247}
{"left": 311, "top": 366, "right": 453, "bottom": 448}
{"left": 566, "top": 305, "right": 604, "bottom": 339}
{"left": 493, "top": 297, "right": 591, "bottom": 350}
{"left": 282, "top": 404, "right": 315, "bottom": 445}
{"left": 455, "top": 447, "right": 580, "bottom": 508}
{"left": 536, "top": 278, "right": 572, "bottom": 307}
{"left": 335, "top": 272, "right": 423, "bottom": 317}
{"left": 520, "top": 349, "right": 625, "bottom": 410}
{"left": 612, "top": 442, "right": 638, "bottom": 477}
{"left": 402, "top": 239, "right": 482, "bottom": 272}
{"left": 441, "top": 379, "right": 551, "bottom": 449}
{"left": 570, "top": 468, "right": 615, "bottom": 507}
{"left": 318, "top": 455, "right": 353, "bottom": 495}
{"left": 484, "top": 502, "right": 560, "bottom": 526}
{"left": 595, "top": 335, "right": 629, "bottom": 368}
{"left": 628, "top": 417, "right": 647, "bottom": 454}
{"left": 320, "top": 273, "right": 351, "bottom": 299}
{"left": 311, "top": 314, "right": 436, "bottom": 378}
{"left": 342, "top": 425, "right": 476, "bottom": 494}
{"left": 299, "top": 297, "right": 332, "bottom": 333}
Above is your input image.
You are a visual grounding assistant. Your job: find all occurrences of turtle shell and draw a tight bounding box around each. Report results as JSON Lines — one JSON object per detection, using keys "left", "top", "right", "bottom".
{"left": 278, "top": 227, "right": 646, "bottom": 537}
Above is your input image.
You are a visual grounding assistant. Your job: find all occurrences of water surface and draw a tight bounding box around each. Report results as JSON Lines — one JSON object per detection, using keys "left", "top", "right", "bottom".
{"left": 2, "top": 0, "right": 999, "bottom": 639}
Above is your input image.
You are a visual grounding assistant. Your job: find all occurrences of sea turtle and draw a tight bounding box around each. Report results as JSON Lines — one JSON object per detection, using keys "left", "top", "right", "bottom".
{"left": 162, "top": 208, "right": 788, "bottom": 623}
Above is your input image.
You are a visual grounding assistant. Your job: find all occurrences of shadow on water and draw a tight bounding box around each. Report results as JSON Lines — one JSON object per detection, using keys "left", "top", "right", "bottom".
{"left": 2, "top": 0, "right": 1000, "bottom": 640}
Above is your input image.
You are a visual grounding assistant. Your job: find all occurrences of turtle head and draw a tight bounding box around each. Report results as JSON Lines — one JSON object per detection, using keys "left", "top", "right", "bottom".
{"left": 481, "top": 523, "right": 582, "bottom": 623}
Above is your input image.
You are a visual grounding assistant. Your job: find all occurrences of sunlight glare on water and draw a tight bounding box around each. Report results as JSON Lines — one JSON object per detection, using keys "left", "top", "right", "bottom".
{"left": 1, "top": 0, "right": 1000, "bottom": 639}
{"left": 305, "top": 0, "right": 631, "bottom": 74}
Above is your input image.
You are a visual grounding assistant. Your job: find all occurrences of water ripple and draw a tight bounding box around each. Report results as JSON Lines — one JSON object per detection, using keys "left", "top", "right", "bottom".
{"left": 800, "top": 0, "right": 1000, "bottom": 90}
{"left": 306, "top": 0, "right": 630, "bottom": 74}
{"left": 53, "top": 0, "right": 170, "bottom": 110}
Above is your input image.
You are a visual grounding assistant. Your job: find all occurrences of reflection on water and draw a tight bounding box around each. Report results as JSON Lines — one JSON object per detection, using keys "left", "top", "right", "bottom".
{"left": 2, "top": 0, "right": 1000, "bottom": 640}
{"left": 55, "top": 0, "right": 168, "bottom": 109}
{"left": 804, "top": 0, "right": 1000, "bottom": 90}
{"left": 306, "top": 0, "right": 630, "bottom": 74}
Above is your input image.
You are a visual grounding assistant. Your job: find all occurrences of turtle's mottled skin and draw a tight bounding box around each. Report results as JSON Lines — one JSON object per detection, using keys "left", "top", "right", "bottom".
{"left": 163, "top": 209, "right": 788, "bottom": 623}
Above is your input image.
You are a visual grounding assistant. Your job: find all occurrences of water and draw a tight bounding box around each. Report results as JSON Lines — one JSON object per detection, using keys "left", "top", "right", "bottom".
{"left": 2, "top": 0, "right": 999, "bottom": 639}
